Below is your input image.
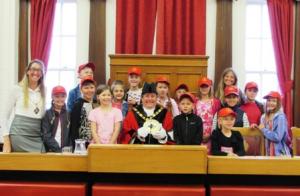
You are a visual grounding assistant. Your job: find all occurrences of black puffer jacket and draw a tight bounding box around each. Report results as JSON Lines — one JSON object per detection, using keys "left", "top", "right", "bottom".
{"left": 173, "top": 113, "right": 203, "bottom": 145}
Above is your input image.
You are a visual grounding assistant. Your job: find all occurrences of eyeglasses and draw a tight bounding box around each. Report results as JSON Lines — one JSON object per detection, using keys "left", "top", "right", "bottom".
{"left": 29, "top": 68, "right": 42, "bottom": 73}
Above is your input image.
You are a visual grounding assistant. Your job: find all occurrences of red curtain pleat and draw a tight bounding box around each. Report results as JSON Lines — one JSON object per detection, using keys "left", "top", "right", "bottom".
{"left": 30, "top": 0, "right": 56, "bottom": 71}
{"left": 115, "top": 0, "right": 157, "bottom": 54}
{"left": 156, "top": 0, "right": 206, "bottom": 55}
{"left": 267, "top": 0, "right": 294, "bottom": 130}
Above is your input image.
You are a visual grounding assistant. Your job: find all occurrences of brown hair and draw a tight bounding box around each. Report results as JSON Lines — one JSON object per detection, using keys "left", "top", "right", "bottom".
{"left": 215, "top": 68, "right": 238, "bottom": 102}
{"left": 266, "top": 97, "right": 282, "bottom": 116}
{"left": 198, "top": 85, "right": 214, "bottom": 100}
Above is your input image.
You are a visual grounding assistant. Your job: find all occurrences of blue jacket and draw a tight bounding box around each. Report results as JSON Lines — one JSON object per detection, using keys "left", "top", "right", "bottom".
{"left": 261, "top": 111, "right": 291, "bottom": 156}
{"left": 67, "top": 85, "right": 81, "bottom": 112}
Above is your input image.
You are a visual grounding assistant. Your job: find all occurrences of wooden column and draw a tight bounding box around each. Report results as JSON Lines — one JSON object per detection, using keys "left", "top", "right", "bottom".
{"left": 294, "top": 2, "right": 300, "bottom": 127}
{"left": 18, "top": 0, "right": 29, "bottom": 81}
{"left": 89, "top": 0, "right": 106, "bottom": 84}
{"left": 214, "top": 0, "right": 233, "bottom": 89}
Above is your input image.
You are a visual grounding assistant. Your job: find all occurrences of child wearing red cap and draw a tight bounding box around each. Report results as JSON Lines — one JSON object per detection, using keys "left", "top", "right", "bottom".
{"left": 67, "top": 62, "right": 95, "bottom": 111}
{"left": 70, "top": 77, "right": 97, "bottom": 147}
{"left": 173, "top": 93, "right": 203, "bottom": 145}
{"left": 257, "top": 91, "right": 290, "bottom": 156}
{"left": 41, "top": 86, "right": 71, "bottom": 152}
{"left": 212, "top": 86, "right": 249, "bottom": 130}
{"left": 174, "top": 83, "right": 189, "bottom": 105}
{"left": 126, "top": 67, "right": 142, "bottom": 106}
{"left": 240, "top": 82, "right": 264, "bottom": 128}
{"left": 88, "top": 85, "right": 123, "bottom": 144}
{"left": 211, "top": 108, "right": 245, "bottom": 156}
{"left": 195, "top": 77, "right": 221, "bottom": 152}
{"left": 156, "top": 76, "right": 180, "bottom": 118}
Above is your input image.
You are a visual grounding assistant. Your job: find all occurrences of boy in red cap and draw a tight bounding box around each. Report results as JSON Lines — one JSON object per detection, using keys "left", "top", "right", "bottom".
{"left": 211, "top": 108, "right": 245, "bottom": 156}
{"left": 173, "top": 93, "right": 203, "bottom": 145}
{"left": 67, "top": 62, "right": 95, "bottom": 111}
{"left": 126, "top": 67, "right": 142, "bottom": 106}
{"left": 257, "top": 91, "right": 290, "bottom": 156}
{"left": 156, "top": 75, "right": 180, "bottom": 118}
{"left": 212, "top": 86, "right": 249, "bottom": 130}
{"left": 41, "top": 86, "right": 71, "bottom": 152}
{"left": 240, "top": 82, "right": 264, "bottom": 128}
{"left": 70, "top": 76, "right": 97, "bottom": 147}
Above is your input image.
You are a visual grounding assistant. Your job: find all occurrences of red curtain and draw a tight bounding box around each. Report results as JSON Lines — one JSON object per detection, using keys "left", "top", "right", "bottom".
{"left": 30, "top": 0, "right": 56, "bottom": 71}
{"left": 156, "top": 0, "right": 206, "bottom": 55}
{"left": 116, "top": 0, "right": 157, "bottom": 54}
{"left": 267, "top": 0, "right": 294, "bottom": 129}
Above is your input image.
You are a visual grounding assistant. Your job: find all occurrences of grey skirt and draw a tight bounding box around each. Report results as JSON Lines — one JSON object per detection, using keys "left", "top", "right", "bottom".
{"left": 10, "top": 115, "right": 45, "bottom": 152}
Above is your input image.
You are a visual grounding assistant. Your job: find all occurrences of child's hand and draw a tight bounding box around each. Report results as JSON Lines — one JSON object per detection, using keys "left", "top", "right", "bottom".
{"left": 202, "top": 134, "right": 210, "bottom": 143}
{"left": 258, "top": 123, "right": 264, "bottom": 130}
{"left": 128, "top": 98, "right": 137, "bottom": 105}
{"left": 227, "top": 152, "right": 238, "bottom": 157}
{"left": 250, "top": 123, "right": 258, "bottom": 129}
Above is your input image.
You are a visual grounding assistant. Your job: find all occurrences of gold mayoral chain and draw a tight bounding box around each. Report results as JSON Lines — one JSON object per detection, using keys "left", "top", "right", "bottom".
{"left": 133, "top": 107, "right": 163, "bottom": 121}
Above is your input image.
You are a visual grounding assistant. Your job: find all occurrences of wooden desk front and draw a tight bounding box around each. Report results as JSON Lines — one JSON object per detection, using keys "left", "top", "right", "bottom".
{"left": 88, "top": 144, "right": 207, "bottom": 174}
{"left": 208, "top": 156, "right": 300, "bottom": 176}
{"left": 0, "top": 153, "right": 87, "bottom": 172}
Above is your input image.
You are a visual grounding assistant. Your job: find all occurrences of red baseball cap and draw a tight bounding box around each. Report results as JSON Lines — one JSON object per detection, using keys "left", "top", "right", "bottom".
{"left": 175, "top": 83, "right": 189, "bottom": 92}
{"left": 80, "top": 76, "right": 96, "bottom": 86}
{"left": 198, "top": 77, "right": 212, "bottom": 87}
{"left": 156, "top": 76, "right": 170, "bottom": 85}
{"left": 263, "top": 91, "right": 281, "bottom": 101}
{"left": 224, "top": 86, "right": 239, "bottom": 97}
{"left": 218, "top": 107, "right": 236, "bottom": 118}
{"left": 179, "top": 93, "right": 196, "bottom": 103}
{"left": 52, "top": 85, "right": 66, "bottom": 95}
{"left": 128, "top": 67, "right": 142, "bottom": 76}
{"left": 245, "top": 81, "right": 258, "bottom": 91}
{"left": 78, "top": 62, "right": 95, "bottom": 73}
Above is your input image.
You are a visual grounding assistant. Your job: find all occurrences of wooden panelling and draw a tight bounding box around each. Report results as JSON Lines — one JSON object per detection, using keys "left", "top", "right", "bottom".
{"left": 110, "top": 54, "right": 208, "bottom": 96}
{"left": 89, "top": 0, "right": 106, "bottom": 84}
{"left": 0, "top": 153, "right": 87, "bottom": 172}
{"left": 294, "top": 2, "right": 300, "bottom": 127}
{"left": 18, "top": 0, "right": 29, "bottom": 81}
{"left": 233, "top": 127, "right": 265, "bottom": 155}
{"left": 214, "top": 0, "right": 233, "bottom": 90}
{"left": 208, "top": 156, "right": 300, "bottom": 176}
{"left": 88, "top": 144, "right": 208, "bottom": 174}
{"left": 292, "top": 127, "right": 300, "bottom": 156}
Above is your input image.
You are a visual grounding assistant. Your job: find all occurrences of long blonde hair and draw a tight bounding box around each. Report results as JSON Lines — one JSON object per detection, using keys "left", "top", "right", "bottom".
{"left": 19, "top": 59, "right": 46, "bottom": 107}
{"left": 215, "top": 68, "right": 238, "bottom": 102}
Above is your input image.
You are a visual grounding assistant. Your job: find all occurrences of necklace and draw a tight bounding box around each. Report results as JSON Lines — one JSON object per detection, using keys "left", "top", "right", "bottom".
{"left": 29, "top": 96, "right": 42, "bottom": 114}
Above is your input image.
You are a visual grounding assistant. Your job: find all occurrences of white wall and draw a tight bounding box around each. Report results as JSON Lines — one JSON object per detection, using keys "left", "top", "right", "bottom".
{"left": 206, "top": 0, "right": 217, "bottom": 81}
{"left": 0, "top": 0, "right": 19, "bottom": 142}
{"left": 76, "top": 0, "right": 90, "bottom": 69}
{"left": 232, "top": 0, "right": 246, "bottom": 89}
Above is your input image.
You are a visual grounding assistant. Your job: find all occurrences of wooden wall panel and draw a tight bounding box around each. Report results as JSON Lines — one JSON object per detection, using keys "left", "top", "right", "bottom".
{"left": 294, "top": 2, "right": 300, "bottom": 127}
{"left": 89, "top": 0, "right": 106, "bottom": 84}
{"left": 214, "top": 0, "right": 233, "bottom": 90}
{"left": 110, "top": 54, "right": 208, "bottom": 96}
{"left": 18, "top": 0, "right": 29, "bottom": 81}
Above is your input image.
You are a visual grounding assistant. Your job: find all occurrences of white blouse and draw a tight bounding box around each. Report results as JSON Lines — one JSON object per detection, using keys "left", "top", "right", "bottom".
{"left": 0, "top": 85, "right": 45, "bottom": 136}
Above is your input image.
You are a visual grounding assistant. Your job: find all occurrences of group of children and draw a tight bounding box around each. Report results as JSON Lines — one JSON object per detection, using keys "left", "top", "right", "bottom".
{"left": 43, "top": 64, "right": 291, "bottom": 156}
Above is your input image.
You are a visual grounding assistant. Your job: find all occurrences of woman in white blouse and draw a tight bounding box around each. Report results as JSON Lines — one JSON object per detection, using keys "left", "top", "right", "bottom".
{"left": 1, "top": 59, "right": 46, "bottom": 152}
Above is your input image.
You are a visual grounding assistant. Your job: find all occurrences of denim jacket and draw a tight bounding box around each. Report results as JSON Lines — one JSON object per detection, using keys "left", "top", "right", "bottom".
{"left": 67, "top": 85, "right": 81, "bottom": 111}
{"left": 261, "top": 111, "right": 291, "bottom": 156}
